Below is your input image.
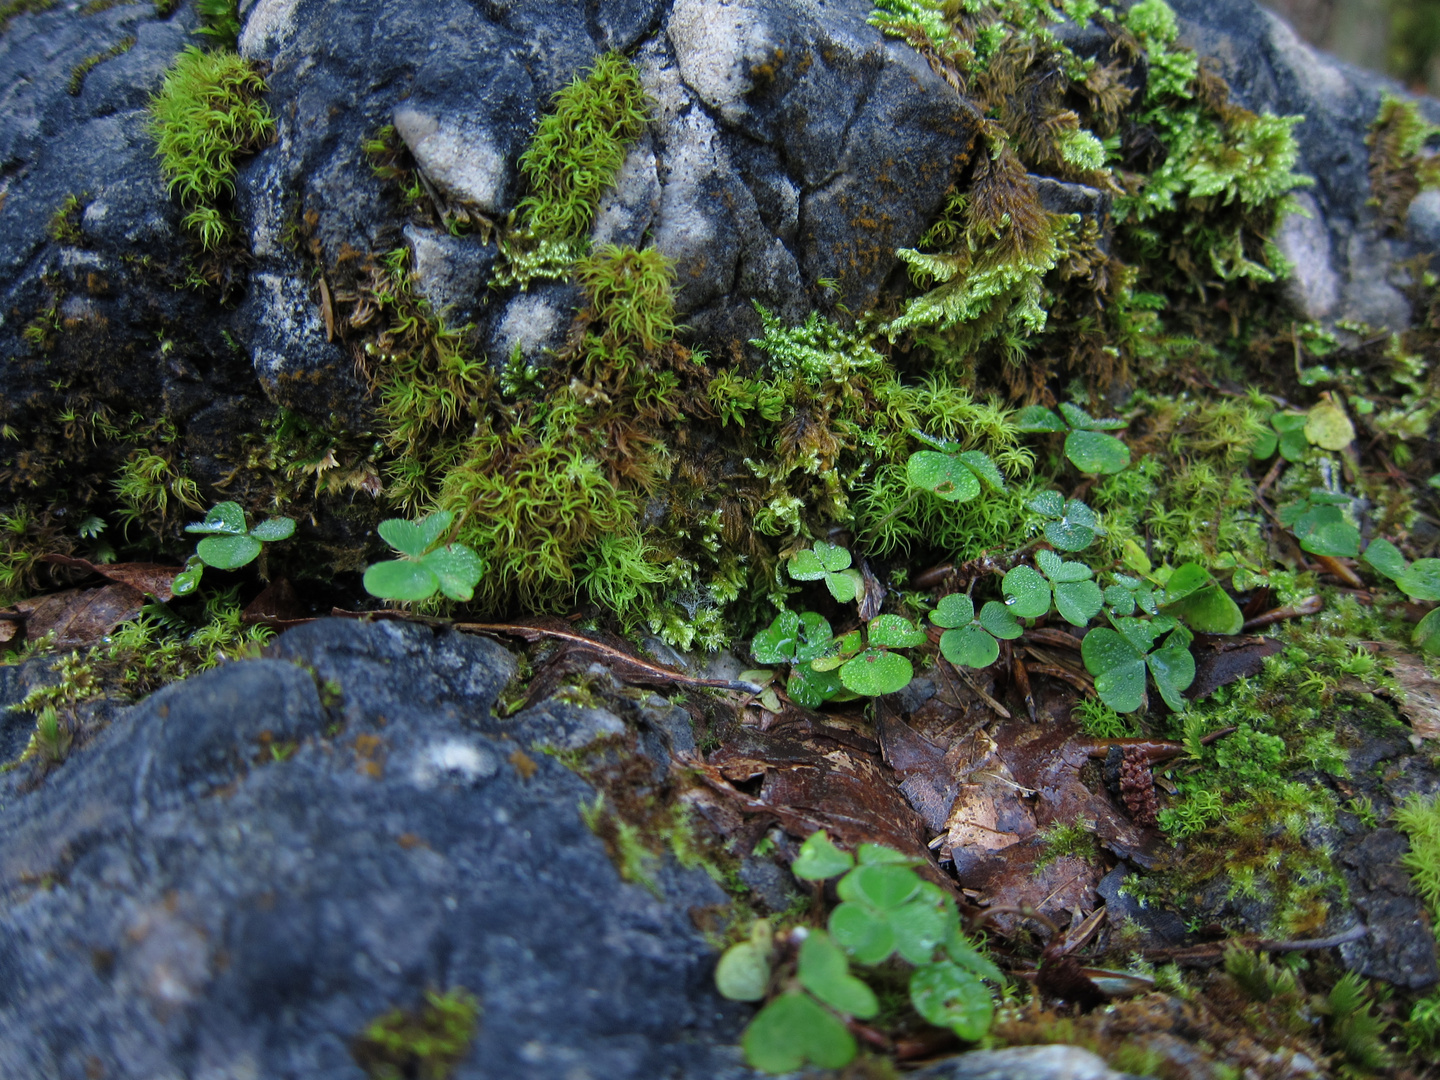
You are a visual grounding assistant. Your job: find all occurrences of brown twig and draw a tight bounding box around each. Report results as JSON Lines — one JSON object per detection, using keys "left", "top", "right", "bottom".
{"left": 1240, "top": 594, "right": 1322, "bottom": 631}
{"left": 454, "top": 621, "right": 762, "bottom": 692}
{"left": 1024, "top": 627, "right": 1085, "bottom": 651}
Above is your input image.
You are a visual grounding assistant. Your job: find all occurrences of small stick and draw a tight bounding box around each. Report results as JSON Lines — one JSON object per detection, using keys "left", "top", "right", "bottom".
{"left": 1027, "top": 663, "right": 1094, "bottom": 697}
{"left": 1240, "top": 594, "right": 1322, "bottom": 631}
{"left": 1255, "top": 456, "right": 1284, "bottom": 497}
{"left": 1024, "top": 627, "right": 1085, "bottom": 651}
{"left": 454, "top": 621, "right": 762, "bottom": 692}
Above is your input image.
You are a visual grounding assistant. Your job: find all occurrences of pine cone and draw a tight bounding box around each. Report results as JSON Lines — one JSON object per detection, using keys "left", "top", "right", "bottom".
{"left": 1118, "top": 745, "right": 1160, "bottom": 827}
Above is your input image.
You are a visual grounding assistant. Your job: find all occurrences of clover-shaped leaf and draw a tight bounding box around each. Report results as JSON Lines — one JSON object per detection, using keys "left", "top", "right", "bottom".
{"left": 799, "top": 931, "right": 879, "bottom": 1018}
{"left": 196, "top": 533, "right": 262, "bottom": 570}
{"left": 377, "top": 512, "right": 450, "bottom": 558}
{"left": 364, "top": 511, "right": 484, "bottom": 603}
{"left": 1362, "top": 537, "right": 1440, "bottom": 602}
{"left": 945, "top": 927, "right": 1004, "bottom": 984}
{"left": 1400, "top": 561, "right": 1440, "bottom": 602}
{"left": 182, "top": 501, "right": 297, "bottom": 577}
{"left": 1159, "top": 562, "right": 1243, "bottom": 635}
{"left": 1104, "top": 573, "right": 1158, "bottom": 617}
{"left": 1065, "top": 429, "right": 1131, "bottom": 474}
{"left": 742, "top": 991, "right": 856, "bottom": 1074}
{"left": 866, "top": 614, "right": 927, "bottom": 649}
{"left": 1414, "top": 607, "right": 1440, "bottom": 655}
{"left": 248, "top": 517, "right": 297, "bottom": 543}
{"left": 1016, "top": 405, "right": 1068, "bottom": 432}
{"left": 793, "top": 831, "right": 855, "bottom": 880}
{"left": 1002, "top": 565, "right": 1051, "bottom": 619}
{"left": 1252, "top": 411, "right": 1308, "bottom": 461}
{"left": 1279, "top": 492, "right": 1360, "bottom": 558}
{"left": 911, "top": 960, "right": 994, "bottom": 1042}
{"left": 908, "top": 450, "right": 980, "bottom": 503}
{"left": 940, "top": 624, "right": 1000, "bottom": 669}
{"left": 1028, "top": 492, "right": 1102, "bottom": 551}
{"left": 789, "top": 662, "right": 846, "bottom": 707}
{"left": 751, "top": 609, "right": 802, "bottom": 665}
{"left": 932, "top": 593, "right": 1019, "bottom": 668}
{"left": 1016, "top": 404, "right": 1129, "bottom": 473}
{"left": 839, "top": 649, "right": 913, "bottom": 696}
{"left": 1362, "top": 538, "right": 1409, "bottom": 582}
{"left": 856, "top": 843, "right": 920, "bottom": 866}
{"left": 716, "top": 920, "right": 773, "bottom": 1002}
{"left": 185, "top": 501, "right": 248, "bottom": 536}
{"left": 1081, "top": 617, "right": 1195, "bottom": 713}
{"left": 788, "top": 541, "right": 861, "bottom": 603}
{"left": 907, "top": 447, "right": 1007, "bottom": 504}
{"left": 1036, "top": 549, "right": 1103, "bottom": 627}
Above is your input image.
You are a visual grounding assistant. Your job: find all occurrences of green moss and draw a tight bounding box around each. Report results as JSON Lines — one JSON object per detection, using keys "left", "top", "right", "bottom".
{"left": 1367, "top": 93, "right": 1440, "bottom": 234}
{"left": 194, "top": 0, "right": 241, "bottom": 49}
{"left": 438, "top": 421, "right": 641, "bottom": 610}
{"left": 0, "top": 0, "right": 52, "bottom": 33}
{"left": 67, "top": 34, "right": 135, "bottom": 96}
{"left": 1395, "top": 792, "right": 1440, "bottom": 918}
{"left": 112, "top": 448, "right": 203, "bottom": 534}
{"left": 1034, "top": 818, "right": 1097, "bottom": 872}
{"left": 493, "top": 52, "right": 650, "bottom": 289}
{"left": 352, "top": 988, "right": 480, "bottom": 1080}
{"left": 47, "top": 194, "right": 86, "bottom": 244}
{"left": 149, "top": 46, "right": 273, "bottom": 250}
{"left": 515, "top": 52, "right": 649, "bottom": 242}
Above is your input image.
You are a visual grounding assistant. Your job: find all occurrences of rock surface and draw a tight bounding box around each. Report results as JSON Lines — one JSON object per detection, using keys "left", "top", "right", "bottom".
{"left": 0, "top": 618, "right": 754, "bottom": 1079}
{"left": 0, "top": 0, "right": 1437, "bottom": 486}
{"left": 1171, "top": 0, "right": 1440, "bottom": 327}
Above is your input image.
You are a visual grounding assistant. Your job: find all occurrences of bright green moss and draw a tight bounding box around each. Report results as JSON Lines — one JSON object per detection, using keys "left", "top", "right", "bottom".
{"left": 1395, "top": 792, "right": 1440, "bottom": 918}
{"left": 515, "top": 52, "right": 649, "bottom": 241}
{"left": 352, "top": 988, "right": 480, "bottom": 1080}
{"left": 0, "top": 0, "right": 53, "bottom": 34}
{"left": 149, "top": 46, "right": 273, "bottom": 250}
{"left": 576, "top": 244, "right": 678, "bottom": 354}
{"left": 437, "top": 422, "right": 641, "bottom": 611}
{"left": 67, "top": 35, "right": 134, "bottom": 96}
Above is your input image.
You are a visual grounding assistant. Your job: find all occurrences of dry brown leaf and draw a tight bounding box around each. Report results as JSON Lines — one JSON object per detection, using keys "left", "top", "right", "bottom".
{"left": 16, "top": 584, "right": 146, "bottom": 649}
{"left": 1381, "top": 647, "right": 1440, "bottom": 743}
{"left": 39, "top": 554, "right": 180, "bottom": 602}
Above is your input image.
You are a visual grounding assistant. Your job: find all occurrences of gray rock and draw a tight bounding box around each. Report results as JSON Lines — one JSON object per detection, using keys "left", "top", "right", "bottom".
{"left": 912, "top": 1044, "right": 1138, "bottom": 1080}
{"left": 489, "top": 281, "right": 585, "bottom": 366}
{"left": 404, "top": 224, "right": 497, "bottom": 326}
{"left": 1170, "top": 0, "right": 1440, "bottom": 329}
{"left": 0, "top": 619, "right": 757, "bottom": 1079}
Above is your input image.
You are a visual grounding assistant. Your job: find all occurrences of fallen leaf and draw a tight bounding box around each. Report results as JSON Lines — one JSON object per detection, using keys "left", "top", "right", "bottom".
{"left": 16, "top": 584, "right": 146, "bottom": 649}
{"left": 39, "top": 554, "right": 180, "bottom": 602}
{"left": 701, "top": 711, "right": 950, "bottom": 892}
{"left": 242, "top": 578, "right": 310, "bottom": 628}
{"left": 1186, "top": 634, "right": 1284, "bottom": 701}
{"left": 1379, "top": 647, "right": 1440, "bottom": 743}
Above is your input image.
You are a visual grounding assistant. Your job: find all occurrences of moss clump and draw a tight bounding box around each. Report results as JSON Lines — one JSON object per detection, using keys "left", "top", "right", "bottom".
{"left": 47, "top": 194, "right": 85, "bottom": 244}
{"left": 352, "top": 988, "right": 480, "bottom": 1080}
{"left": 437, "top": 421, "right": 642, "bottom": 610}
{"left": 515, "top": 52, "right": 649, "bottom": 242}
{"left": 1395, "top": 792, "right": 1440, "bottom": 917}
{"left": 149, "top": 46, "right": 273, "bottom": 250}
{"left": 1367, "top": 93, "right": 1440, "bottom": 233}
